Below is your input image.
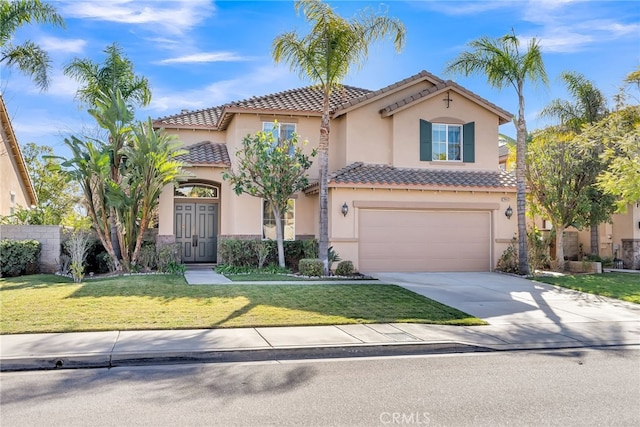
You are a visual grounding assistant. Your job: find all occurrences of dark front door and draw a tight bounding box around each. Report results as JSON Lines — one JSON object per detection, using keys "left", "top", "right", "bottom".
{"left": 175, "top": 203, "right": 217, "bottom": 263}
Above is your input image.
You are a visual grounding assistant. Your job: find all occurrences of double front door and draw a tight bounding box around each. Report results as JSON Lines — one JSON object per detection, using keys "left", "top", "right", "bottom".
{"left": 174, "top": 203, "right": 218, "bottom": 263}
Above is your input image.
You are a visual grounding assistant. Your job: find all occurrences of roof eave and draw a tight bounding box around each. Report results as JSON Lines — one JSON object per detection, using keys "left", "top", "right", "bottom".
{"left": 381, "top": 83, "right": 513, "bottom": 125}
{"left": 0, "top": 95, "right": 38, "bottom": 206}
{"left": 331, "top": 70, "right": 445, "bottom": 119}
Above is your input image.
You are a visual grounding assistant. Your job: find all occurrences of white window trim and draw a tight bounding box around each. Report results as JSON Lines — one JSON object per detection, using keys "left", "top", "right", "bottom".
{"left": 432, "top": 123, "right": 463, "bottom": 162}
{"left": 262, "top": 122, "right": 296, "bottom": 143}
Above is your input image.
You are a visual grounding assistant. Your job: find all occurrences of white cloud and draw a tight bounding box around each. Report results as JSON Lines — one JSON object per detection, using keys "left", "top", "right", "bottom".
{"left": 158, "top": 52, "right": 251, "bottom": 65}
{"left": 59, "top": 0, "right": 215, "bottom": 35}
{"left": 146, "top": 65, "right": 296, "bottom": 114}
{"left": 40, "top": 37, "right": 87, "bottom": 54}
{"left": 519, "top": 0, "right": 639, "bottom": 53}
{"left": 409, "top": 0, "right": 508, "bottom": 16}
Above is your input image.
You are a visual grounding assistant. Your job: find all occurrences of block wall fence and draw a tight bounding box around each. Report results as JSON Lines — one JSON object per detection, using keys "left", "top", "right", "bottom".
{"left": 0, "top": 225, "right": 64, "bottom": 273}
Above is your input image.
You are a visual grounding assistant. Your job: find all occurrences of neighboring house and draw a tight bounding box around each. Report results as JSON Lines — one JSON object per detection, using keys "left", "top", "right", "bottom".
{"left": 0, "top": 95, "right": 37, "bottom": 217}
{"left": 153, "top": 70, "right": 519, "bottom": 272}
{"left": 498, "top": 134, "right": 515, "bottom": 172}
{"left": 574, "top": 205, "right": 640, "bottom": 269}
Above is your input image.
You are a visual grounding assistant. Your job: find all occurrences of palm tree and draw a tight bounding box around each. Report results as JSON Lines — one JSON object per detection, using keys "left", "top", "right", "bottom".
{"left": 65, "top": 44, "right": 151, "bottom": 263}
{"left": 272, "top": 0, "right": 405, "bottom": 274}
{"left": 446, "top": 32, "right": 548, "bottom": 276}
{"left": 540, "top": 71, "right": 610, "bottom": 256}
{"left": 64, "top": 42, "right": 151, "bottom": 109}
{"left": 540, "top": 71, "right": 607, "bottom": 133}
{"left": 0, "top": 0, "right": 64, "bottom": 91}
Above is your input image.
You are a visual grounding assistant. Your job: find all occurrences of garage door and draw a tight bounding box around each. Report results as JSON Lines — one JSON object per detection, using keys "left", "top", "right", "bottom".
{"left": 359, "top": 210, "right": 491, "bottom": 272}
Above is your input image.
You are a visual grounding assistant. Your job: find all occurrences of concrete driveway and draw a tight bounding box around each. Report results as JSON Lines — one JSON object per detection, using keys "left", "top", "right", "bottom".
{"left": 371, "top": 272, "right": 640, "bottom": 348}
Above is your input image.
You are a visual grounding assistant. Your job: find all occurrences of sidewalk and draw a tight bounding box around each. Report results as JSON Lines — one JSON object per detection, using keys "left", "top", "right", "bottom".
{"left": 2, "top": 270, "right": 639, "bottom": 371}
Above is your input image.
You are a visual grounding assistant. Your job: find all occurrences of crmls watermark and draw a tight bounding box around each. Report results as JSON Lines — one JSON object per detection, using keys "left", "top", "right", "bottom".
{"left": 379, "top": 412, "right": 431, "bottom": 425}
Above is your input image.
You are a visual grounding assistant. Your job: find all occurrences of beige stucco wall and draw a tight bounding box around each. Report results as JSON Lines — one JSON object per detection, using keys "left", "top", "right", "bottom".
{"left": 0, "top": 133, "right": 31, "bottom": 216}
{"left": 390, "top": 94, "right": 500, "bottom": 171}
{"left": 159, "top": 114, "right": 323, "bottom": 240}
{"left": 328, "top": 187, "right": 517, "bottom": 271}
{"left": 339, "top": 81, "right": 433, "bottom": 167}
{"left": 332, "top": 81, "right": 502, "bottom": 172}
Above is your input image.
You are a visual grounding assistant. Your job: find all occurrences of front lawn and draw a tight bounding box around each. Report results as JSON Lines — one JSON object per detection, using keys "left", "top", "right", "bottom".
{"left": 0, "top": 274, "right": 485, "bottom": 334}
{"left": 534, "top": 272, "right": 640, "bottom": 304}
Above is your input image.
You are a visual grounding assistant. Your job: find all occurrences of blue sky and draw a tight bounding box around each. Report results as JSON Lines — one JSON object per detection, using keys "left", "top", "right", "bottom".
{"left": 1, "top": 0, "right": 638, "bottom": 156}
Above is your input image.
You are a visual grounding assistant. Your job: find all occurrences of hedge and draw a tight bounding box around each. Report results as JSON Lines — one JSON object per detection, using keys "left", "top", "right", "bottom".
{"left": 0, "top": 239, "right": 41, "bottom": 277}
{"left": 217, "top": 238, "right": 317, "bottom": 271}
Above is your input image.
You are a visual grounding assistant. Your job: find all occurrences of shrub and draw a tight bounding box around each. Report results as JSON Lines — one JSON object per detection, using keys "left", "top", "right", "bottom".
{"left": 95, "top": 252, "right": 114, "bottom": 273}
{"left": 0, "top": 239, "right": 41, "bottom": 277}
{"left": 527, "top": 227, "right": 551, "bottom": 273}
{"left": 335, "top": 260, "right": 355, "bottom": 276}
{"left": 218, "top": 238, "right": 317, "bottom": 271}
{"left": 496, "top": 238, "right": 519, "bottom": 274}
{"left": 328, "top": 246, "right": 341, "bottom": 270}
{"left": 251, "top": 240, "right": 271, "bottom": 269}
{"left": 138, "top": 242, "right": 157, "bottom": 271}
{"left": 218, "top": 239, "right": 256, "bottom": 267}
{"left": 298, "top": 258, "right": 323, "bottom": 277}
{"left": 64, "top": 231, "right": 93, "bottom": 283}
{"left": 157, "top": 243, "right": 181, "bottom": 273}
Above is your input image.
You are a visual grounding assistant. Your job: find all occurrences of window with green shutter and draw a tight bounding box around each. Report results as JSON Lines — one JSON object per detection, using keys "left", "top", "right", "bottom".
{"left": 419, "top": 119, "right": 431, "bottom": 161}
{"left": 420, "top": 120, "right": 475, "bottom": 163}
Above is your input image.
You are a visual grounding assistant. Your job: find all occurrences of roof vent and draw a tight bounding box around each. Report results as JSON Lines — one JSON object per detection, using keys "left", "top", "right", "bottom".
{"left": 181, "top": 109, "right": 189, "bottom": 114}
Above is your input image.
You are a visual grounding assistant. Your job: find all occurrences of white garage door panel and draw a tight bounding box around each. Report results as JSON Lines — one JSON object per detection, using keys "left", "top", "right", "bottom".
{"left": 359, "top": 210, "right": 491, "bottom": 272}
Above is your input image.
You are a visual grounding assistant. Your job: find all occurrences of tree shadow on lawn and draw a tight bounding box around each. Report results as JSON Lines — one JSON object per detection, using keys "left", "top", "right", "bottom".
{"left": 64, "top": 279, "right": 481, "bottom": 326}
{"left": 0, "top": 274, "right": 74, "bottom": 291}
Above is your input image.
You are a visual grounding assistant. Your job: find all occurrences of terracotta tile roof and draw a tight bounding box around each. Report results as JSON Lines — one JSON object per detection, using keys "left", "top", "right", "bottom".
{"left": 155, "top": 86, "right": 371, "bottom": 130}
{"left": 333, "top": 70, "right": 445, "bottom": 112}
{"left": 154, "top": 69, "right": 513, "bottom": 129}
{"left": 177, "top": 141, "right": 230, "bottom": 166}
{"left": 380, "top": 79, "right": 513, "bottom": 124}
{"left": 325, "top": 162, "right": 517, "bottom": 190}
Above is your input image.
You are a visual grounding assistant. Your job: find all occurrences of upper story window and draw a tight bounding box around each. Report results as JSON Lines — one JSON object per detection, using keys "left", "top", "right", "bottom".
{"left": 420, "top": 120, "right": 475, "bottom": 163}
{"left": 432, "top": 124, "right": 462, "bottom": 161}
{"left": 263, "top": 122, "right": 296, "bottom": 144}
{"left": 263, "top": 199, "right": 295, "bottom": 241}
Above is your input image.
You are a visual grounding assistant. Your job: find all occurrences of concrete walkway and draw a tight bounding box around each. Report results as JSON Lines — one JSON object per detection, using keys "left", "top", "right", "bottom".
{"left": 2, "top": 272, "right": 639, "bottom": 371}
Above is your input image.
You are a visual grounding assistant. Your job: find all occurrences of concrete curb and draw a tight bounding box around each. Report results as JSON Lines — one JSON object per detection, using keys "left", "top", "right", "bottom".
{"left": 1, "top": 342, "right": 490, "bottom": 372}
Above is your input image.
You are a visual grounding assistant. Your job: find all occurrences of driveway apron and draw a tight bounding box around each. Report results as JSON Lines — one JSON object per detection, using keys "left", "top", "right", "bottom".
{"left": 371, "top": 272, "right": 640, "bottom": 348}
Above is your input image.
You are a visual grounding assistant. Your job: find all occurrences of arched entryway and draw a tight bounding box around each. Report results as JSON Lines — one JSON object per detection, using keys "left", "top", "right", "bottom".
{"left": 174, "top": 182, "right": 220, "bottom": 263}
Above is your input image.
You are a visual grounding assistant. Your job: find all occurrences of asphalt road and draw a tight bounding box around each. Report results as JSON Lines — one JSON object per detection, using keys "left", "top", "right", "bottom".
{"left": 1, "top": 347, "right": 639, "bottom": 426}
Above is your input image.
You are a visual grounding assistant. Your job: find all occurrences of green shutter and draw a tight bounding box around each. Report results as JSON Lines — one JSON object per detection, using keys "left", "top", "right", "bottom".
{"left": 420, "top": 119, "right": 432, "bottom": 161}
{"left": 463, "top": 121, "right": 475, "bottom": 163}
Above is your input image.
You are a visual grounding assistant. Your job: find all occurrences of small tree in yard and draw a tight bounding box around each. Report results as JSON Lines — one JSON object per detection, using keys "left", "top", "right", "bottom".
{"left": 65, "top": 230, "right": 92, "bottom": 283}
{"left": 526, "top": 127, "right": 614, "bottom": 271}
{"left": 223, "top": 124, "right": 316, "bottom": 268}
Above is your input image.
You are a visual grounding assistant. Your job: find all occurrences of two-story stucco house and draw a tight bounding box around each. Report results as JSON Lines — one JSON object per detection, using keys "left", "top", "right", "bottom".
{"left": 153, "top": 70, "right": 519, "bottom": 272}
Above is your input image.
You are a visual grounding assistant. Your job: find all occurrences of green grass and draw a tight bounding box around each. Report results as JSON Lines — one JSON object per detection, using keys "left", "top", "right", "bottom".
{"left": 226, "top": 273, "right": 314, "bottom": 281}
{"left": 225, "top": 273, "right": 371, "bottom": 282}
{"left": 534, "top": 272, "right": 640, "bottom": 304}
{"left": 0, "top": 274, "right": 485, "bottom": 334}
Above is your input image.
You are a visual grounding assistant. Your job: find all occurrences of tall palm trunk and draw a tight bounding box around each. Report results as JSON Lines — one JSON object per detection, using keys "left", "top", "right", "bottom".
{"left": 516, "top": 89, "right": 530, "bottom": 275}
{"left": 318, "top": 94, "right": 331, "bottom": 275}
